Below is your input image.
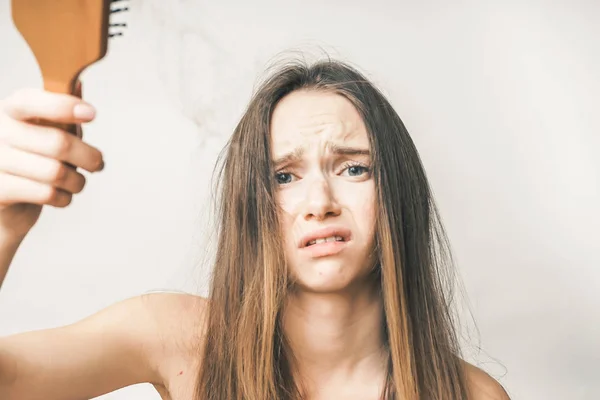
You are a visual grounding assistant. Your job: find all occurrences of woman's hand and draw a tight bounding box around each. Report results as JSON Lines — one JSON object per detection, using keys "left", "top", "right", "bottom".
{"left": 0, "top": 84, "right": 104, "bottom": 240}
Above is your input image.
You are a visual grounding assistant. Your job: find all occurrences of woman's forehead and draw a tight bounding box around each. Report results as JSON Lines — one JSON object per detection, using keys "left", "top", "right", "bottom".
{"left": 270, "top": 90, "right": 369, "bottom": 155}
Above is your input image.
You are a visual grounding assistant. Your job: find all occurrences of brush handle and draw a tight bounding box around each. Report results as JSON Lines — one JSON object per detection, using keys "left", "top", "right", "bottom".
{"left": 43, "top": 121, "right": 78, "bottom": 136}
{"left": 40, "top": 78, "right": 83, "bottom": 137}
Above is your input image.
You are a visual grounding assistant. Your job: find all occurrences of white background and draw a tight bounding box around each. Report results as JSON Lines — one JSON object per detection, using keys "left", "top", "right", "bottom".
{"left": 0, "top": 1, "right": 598, "bottom": 399}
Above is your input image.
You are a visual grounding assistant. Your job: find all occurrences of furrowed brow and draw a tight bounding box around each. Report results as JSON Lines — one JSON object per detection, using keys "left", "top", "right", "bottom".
{"left": 328, "top": 143, "right": 371, "bottom": 157}
{"left": 272, "top": 147, "right": 305, "bottom": 168}
{"left": 271, "top": 142, "right": 371, "bottom": 168}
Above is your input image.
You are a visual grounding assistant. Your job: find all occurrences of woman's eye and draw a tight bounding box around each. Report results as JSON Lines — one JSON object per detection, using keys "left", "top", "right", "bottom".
{"left": 275, "top": 172, "right": 293, "bottom": 185}
{"left": 344, "top": 165, "right": 369, "bottom": 177}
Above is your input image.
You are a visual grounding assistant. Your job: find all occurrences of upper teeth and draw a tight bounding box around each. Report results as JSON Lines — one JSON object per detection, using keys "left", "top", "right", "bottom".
{"left": 307, "top": 236, "right": 343, "bottom": 246}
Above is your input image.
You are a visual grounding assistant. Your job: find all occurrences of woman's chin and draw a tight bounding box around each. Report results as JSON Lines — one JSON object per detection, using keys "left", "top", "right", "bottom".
{"left": 289, "top": 261, "right": 361, "bottom": 294}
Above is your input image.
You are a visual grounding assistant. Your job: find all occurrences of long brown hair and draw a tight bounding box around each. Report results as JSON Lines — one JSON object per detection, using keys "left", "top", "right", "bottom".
{"left": 196, "top": 57, "right": 469, "bottom": 399}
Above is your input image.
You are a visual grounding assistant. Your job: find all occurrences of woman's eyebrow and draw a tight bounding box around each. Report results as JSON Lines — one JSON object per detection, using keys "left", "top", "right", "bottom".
{"left": 272, "top": 147, "right": 305, "bottom": 168}
{"left": 327, "top": 143, "right": 371, "bottom": 157}
{"left": 272, "top": 142, "right": 371, "bottom": 167}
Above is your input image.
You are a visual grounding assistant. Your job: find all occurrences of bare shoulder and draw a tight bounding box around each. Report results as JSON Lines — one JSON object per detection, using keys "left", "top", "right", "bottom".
{"left": 136, "top": 292, "right": 209, "bottom": 367}
{"left": 84, "top": 291, "right": 210, "bottom": 387}
{"left": 135, "top": 292, "right": 210, "bottom": 396}
{"left": 463, "top": 361, "right": 511, "bottom": 400}
{"left": 136, "top": 291, "right": 209, "bottom": 341}
{"left": 79, "top": 291, "right": 209, "bottom": 377}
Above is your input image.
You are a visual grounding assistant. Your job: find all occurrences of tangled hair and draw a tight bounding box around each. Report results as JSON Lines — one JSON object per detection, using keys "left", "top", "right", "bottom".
{"left": 196, "top": 57, "right": 468, "bottom": 399}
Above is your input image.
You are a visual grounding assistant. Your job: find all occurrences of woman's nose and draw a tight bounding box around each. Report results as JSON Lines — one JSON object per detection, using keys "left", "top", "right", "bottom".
{"left": 302, "top": 178, "right": 341, "bottom": 221}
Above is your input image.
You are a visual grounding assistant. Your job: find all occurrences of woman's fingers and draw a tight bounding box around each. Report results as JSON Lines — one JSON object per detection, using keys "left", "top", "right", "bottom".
{"left": 0, "top": 118, "right": 104, "bottom": 173}
{"left": 0, "top": 85, "right": 102, "bottom": 211}
{"left": 0, "top": 145, "right": 87, "bottom": 194}
{"left": 0, "top": 172, "right": 73, "bottom": 208}
{"left": 1, "top": 87, "right": 96, "bottom": 124}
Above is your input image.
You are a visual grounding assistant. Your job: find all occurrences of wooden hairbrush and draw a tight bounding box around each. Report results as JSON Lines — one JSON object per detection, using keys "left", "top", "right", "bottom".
{"left": 11, "top": 0, "right": 128, "bottom": 134}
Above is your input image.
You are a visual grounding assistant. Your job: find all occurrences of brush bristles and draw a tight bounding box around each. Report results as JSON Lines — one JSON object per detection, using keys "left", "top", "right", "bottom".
{"left": 109, "top": 0, "right": 128, "bottom": 38}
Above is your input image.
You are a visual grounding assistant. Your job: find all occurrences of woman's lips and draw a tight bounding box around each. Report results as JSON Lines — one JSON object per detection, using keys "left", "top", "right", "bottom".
{"left": 300, "top": 238, "right": 350, "bottom": 258}
{"left": 297, "top": 226, "right": 353, "bottom": 258}
{"left": 298, "top": 226, "right": 352, "bottom": 248}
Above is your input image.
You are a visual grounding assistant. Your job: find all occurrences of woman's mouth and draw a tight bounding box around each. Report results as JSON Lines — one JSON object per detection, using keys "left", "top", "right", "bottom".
{"left": 305, "top": 235, "right": 345, "bottom": 247}
{"left": 299, "top": 227, "right": 352, "bottom": 257}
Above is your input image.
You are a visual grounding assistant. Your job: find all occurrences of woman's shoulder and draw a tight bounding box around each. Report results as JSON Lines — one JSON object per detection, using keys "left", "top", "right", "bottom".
{"left": 462, "top": 361, "right": 511, "bottom": 400}
{"left": 137, "top": 290, "right": 209, "bottom": 326}
{"left": 103, "top": 291, "right": 209, "bottom": 396}
{"left": 131, "top": 292, "right": 209, "bottom": 392}
{"left": 135, "top": 291, "right": 210, "bottom": 355}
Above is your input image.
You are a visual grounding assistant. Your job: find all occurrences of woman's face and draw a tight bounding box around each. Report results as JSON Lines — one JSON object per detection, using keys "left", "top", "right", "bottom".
{"left": 270, "top": 90, "right": 377, "bottom": 293}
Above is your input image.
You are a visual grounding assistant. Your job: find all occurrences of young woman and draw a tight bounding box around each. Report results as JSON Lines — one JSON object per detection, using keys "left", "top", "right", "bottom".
{"left": 0, "top": 60, "right": 510, "bottom": 399}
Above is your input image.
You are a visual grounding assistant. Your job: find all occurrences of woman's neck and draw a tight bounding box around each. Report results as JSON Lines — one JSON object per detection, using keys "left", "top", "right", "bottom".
{"left": 282, "top": 279, "right": 388, "bottom": 398}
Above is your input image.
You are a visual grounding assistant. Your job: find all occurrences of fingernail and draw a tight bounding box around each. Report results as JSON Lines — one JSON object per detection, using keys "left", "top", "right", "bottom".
{"left": 73, "top": 104, "right": 96, "bottom": 120}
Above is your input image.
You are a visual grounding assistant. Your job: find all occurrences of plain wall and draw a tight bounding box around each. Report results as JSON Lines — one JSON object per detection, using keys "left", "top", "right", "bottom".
{"left": 0, "top": 1, "right": 598, "bottom": 398}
